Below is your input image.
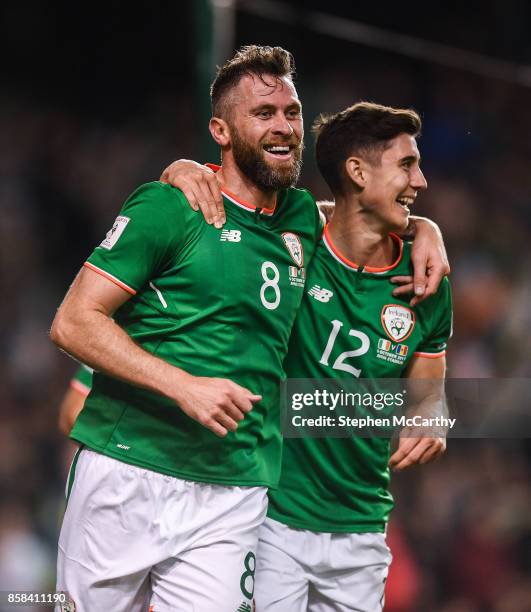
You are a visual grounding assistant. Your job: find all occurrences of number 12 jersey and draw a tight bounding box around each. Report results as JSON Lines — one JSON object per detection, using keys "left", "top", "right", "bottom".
{"left": 268, "top": 226, "right": 452, "bottom": 533}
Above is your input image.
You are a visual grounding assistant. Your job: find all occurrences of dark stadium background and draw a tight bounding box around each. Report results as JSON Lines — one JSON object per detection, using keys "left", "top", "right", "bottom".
{"left": 1, "top": 2, "right": 530, "bottom": 610}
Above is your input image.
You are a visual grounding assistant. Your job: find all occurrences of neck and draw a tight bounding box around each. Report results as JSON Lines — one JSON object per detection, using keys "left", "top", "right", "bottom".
{"left": 327, "top": 196, "right": 398, "bottom": 268}
{"left": 217, "top": 160, "right": 277, "bottom": 210}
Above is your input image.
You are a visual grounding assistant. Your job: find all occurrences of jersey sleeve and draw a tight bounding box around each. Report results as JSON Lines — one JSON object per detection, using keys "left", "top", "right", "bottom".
{"left": 85, "top": 182, "right": 189, "bottom": 294}
{"left": 70, "top": 364, "right": 93, "bottom": 397}
{"left": 414, "top": 278, "right": 453, "bottom": 358}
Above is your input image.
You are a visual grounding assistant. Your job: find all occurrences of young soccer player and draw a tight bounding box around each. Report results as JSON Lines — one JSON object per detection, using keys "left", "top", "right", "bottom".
{"left": 255, "top": 103, "right": 451, "bottom": 611}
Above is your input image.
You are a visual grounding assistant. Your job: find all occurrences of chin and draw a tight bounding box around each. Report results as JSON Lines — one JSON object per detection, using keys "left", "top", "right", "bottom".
{"left": 397, "top": 216, "right": 410, "bottom": 233}
{"left": 396, "top": 208, "right": 411, "bottom": 230}
{"left": 383, "top": 216, "right": 409, "bottom": 235}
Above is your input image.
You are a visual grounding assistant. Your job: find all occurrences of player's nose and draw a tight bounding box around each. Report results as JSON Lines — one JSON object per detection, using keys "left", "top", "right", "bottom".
{"left": 271, "top": 112, "right": 294, "bottom": 136}
{"left": 411, "top": 167, "right": 427, "bottom": 191}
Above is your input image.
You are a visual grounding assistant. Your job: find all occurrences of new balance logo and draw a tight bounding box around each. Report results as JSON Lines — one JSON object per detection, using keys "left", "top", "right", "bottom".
{"left": 236, "top": 603, "right": 252, "bottom": 612}
{"left": 308, "top": 285, "right": 334, "bottom": 302}
{"left": 220, "top": 229, "right": 242, "bottom": 242}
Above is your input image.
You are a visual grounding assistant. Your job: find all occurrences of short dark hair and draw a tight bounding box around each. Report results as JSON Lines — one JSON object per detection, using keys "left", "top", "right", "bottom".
{"left": 313, "top": 102, "right": 422, "bottom": 195}
{"left": 211, "top": 45, "right": 295, "bottom": 119}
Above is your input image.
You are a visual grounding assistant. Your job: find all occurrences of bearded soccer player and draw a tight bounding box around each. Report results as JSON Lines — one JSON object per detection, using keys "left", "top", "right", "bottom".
{"left": 50, "top": 46, "right": 321, "bottom": 612}
{"left": 164, "top": 102, "right": 451, "bottom": 611}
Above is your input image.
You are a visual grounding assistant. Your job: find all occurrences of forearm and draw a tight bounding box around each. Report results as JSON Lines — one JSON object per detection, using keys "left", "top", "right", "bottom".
{"left": 405, "top": 392, "right": 448, "bottom": 436}
{"left": 390, "top": 356, "right": 448, "bottom": 469}
{"left": 406, "top": 378, "right": 446, "bottom": 416}
{"left": 51, "top": 308, "right": 188, "bottom": 403}
{"left": 404, "top": 357, "right": 448, "bottom": 433}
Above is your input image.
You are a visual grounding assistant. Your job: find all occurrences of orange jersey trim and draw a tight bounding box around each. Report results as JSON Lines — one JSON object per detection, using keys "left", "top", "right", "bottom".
{"left": 204, "top": 163, "right": 277, "bottom": 215}
{"left": 221, "top": 187, "right": 277, "bottom": 215}
{"left": 83, "top": 262, "right": 137, "bottom": 295}
{"left": 413, "top": 350, "right": 446, "bottom": 359}
{"left": 323, "top": 226, "right": 403, "bottom": 273}
{"left": 70, "top": 379, "right": 91, "bottom": 397}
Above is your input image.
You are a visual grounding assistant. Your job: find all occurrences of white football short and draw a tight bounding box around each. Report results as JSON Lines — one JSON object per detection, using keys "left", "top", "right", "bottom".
{"left": 56, "top": 448, "right": 267, "bottom": 612}
{"left": 255, "top": 517, "right": 392, "bottom": 612}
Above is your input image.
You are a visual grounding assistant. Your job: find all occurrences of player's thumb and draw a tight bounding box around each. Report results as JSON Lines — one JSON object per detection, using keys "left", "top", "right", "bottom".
{"left": 236, "top": 384, "right": 262, "bottom": 403}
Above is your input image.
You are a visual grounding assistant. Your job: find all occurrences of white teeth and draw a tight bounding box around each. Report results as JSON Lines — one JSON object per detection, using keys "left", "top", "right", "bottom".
{"left": 265, "top": 146, "right": 290, "bottom": 153}
{"left": 397, "top": 197, "right": 414, "bottom": 206}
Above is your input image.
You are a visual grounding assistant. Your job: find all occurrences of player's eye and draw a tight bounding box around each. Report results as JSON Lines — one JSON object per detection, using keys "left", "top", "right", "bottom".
{"left": 258, "top": 110, "right": 272, "bottom": 119}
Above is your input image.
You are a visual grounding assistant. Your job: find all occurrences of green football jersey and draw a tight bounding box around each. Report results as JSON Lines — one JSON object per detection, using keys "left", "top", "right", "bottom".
{"left": 70, "top": 181, "right": 320, "bottom": 488}
{"left": 70, "top": 364, "right": 93, "bottom": 397}
{"left": 267, "top": 226, "right": 452, "bottom": 532}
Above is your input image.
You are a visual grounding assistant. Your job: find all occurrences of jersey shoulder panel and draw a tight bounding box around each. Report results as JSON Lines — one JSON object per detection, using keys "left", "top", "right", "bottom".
{"left": 118, "top": 181, "right": 198, "bottom": 237}
{"left": 281, "top": 187, "right": 319, "bottom": 216}
{"left": 86, "top": 181, "right": 202, "bottom": 293}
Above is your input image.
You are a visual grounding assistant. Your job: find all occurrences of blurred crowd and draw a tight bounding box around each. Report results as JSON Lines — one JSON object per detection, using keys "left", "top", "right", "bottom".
{"left": 1, "top": 21, "right": 530, "bottom": 612}
{"left": 386, "top": 441, "right": 531, "bottom": 612}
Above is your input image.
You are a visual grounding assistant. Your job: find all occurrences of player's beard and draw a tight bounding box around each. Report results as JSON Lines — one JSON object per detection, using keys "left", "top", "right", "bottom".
{"left": 231, "top": 131, "right": 303, "bottom": 191}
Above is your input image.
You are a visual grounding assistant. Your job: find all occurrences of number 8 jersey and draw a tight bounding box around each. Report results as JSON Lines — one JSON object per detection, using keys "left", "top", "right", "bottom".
{"left": 71, "top": 181, "right": 320, "bottom": 488}
{"left": 267, "top": 225, "right": 452, "bottom": 532}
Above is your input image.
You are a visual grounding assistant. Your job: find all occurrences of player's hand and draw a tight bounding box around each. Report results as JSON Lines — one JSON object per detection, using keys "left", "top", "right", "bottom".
{"left": 390, "top": 275, "right": 415, "bottom": 301}
{"left": 316, "top": 200, "right": 335, "bottom": 224}
{"left": 389, "top": 428, "right": 446, "bottom": 472}
{"left": 173, "top": 374, "right": 261, "bottom": 437}
{"left": 159, "top": 159, "right": 226, "bottom": 228}
{"left": 396, "top": 217, "right": 450, "bottom": 307}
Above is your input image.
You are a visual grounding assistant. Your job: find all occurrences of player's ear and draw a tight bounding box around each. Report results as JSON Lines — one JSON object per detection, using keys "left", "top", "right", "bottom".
{"left": 209, "top": 117, "right": 230, "bottom": 147}
{"left": 345, "top": 156, "right": 366, "bottom": 189}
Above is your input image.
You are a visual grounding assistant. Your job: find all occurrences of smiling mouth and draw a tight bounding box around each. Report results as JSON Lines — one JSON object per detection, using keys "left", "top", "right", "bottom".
{"left": 396, "top": 196, "right": 415, "bottom": 211}
{"left": 263, "top": 144, "right": 296, "bottom": 159}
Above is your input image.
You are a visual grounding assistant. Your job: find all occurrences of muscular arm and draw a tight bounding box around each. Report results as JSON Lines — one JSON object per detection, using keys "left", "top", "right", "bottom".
{"left": 50, "top": 267, "right": 260, "bottom": 436}
{"left": 388, "top": 355, "right": 447, "bottom": 471}
{"left": 51, "top": 267, "right": 184, "bottom": 394}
